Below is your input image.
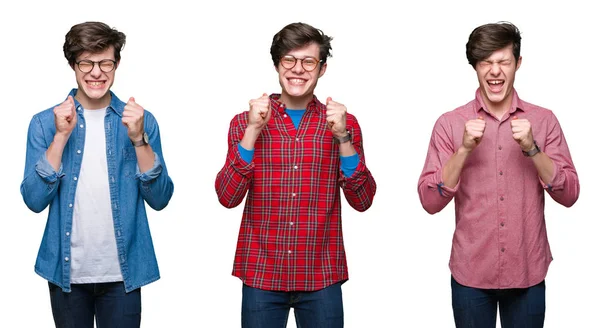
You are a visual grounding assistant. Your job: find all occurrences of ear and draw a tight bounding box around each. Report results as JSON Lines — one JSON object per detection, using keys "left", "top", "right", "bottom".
{"left": 318, "top": 62, "right": 327, "bottom": 78}
{"left": 115, "top": 60, "right": 121, "bottom": 70}
{"left": 515, "top": 56, "right": 522, "bottom": 71}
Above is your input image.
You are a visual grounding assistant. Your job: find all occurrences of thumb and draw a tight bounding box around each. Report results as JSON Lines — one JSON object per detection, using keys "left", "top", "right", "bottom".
{"left": 262, "top": 93, "right": 268, "bottom": 97}
{"left": 512, "top": 116, "right": 518, "bottom": 120}
{"left": 477, "top": 116, "right": 484, "bottom": 120}
{"left": 129, "top": 97, "right": 135, "bottom": 104}
{"left": 326, "top": 97, "right": 332, "bottom": 105}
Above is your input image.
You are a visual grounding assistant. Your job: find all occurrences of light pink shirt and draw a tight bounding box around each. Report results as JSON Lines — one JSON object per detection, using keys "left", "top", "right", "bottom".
{"left": 418, "top": 90, "right": 579, "bottom": 289}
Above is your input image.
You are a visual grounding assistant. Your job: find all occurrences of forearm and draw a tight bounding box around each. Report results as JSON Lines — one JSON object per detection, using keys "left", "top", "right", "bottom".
{"left": 45, "top": 134, "right": 69, "bottom": 172}
{"left": 240, "top": 127, "right": 260, "bottom": 150}
{"left": 530, "top": 152, "right": 554, "bottom": 185}
{"left": 441, "top": 146, "right": 471, "bottom": 188}
{"left": 135, "top": 144, "right": 155, "bottom": 173}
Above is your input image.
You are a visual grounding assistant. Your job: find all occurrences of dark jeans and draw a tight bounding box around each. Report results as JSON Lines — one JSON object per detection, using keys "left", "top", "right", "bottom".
{"left": 451, "top": 276, "right": 545, "bottom": 328}
{"left": 48, "top": 282, "right": 141, "bottom": 328}
{"left": 242, "top": 282, "right": 344, "bottom": 328}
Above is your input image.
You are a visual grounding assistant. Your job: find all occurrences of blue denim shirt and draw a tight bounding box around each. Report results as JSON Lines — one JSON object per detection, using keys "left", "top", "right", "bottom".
{"left": 20, "top": 89, "right": 174, "bottom": 292}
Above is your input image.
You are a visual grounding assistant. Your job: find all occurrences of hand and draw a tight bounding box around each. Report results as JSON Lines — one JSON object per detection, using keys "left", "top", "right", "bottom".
{"left": 122, "top": 97, "right": 145, "bottom": 141}
{"left": 511, "top": 116, "right": 534, "bottom": 151}
{"left": 462, "top": 116, "right": 486, "bottom": 151}
{"left": 325, "top": 97, "right": 347, "bottom": 138}
{"left": 247, "top": 93, "right": 271, "bottom": 131}
{"left": 53, "top": 96, "right": 77, "bottom": 137}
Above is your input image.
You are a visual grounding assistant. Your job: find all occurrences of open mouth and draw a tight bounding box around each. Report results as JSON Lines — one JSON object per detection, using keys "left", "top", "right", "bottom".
{"left": 487, "top": 79, "right": 504, "bottom": 92}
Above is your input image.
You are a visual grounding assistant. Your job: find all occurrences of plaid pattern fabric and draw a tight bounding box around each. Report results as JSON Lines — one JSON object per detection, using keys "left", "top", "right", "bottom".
{"left": 216, "top": 94, "right": 376, "bottom": 291}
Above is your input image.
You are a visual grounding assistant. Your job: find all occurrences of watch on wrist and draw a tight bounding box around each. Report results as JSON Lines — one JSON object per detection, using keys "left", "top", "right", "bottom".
{"left": 333, "top": 131, "right": 352, "bottom": 144}
{"left": 522, "top": 140, "right": 540, "bottom": 157}
{"left": 131, "top": 132, "right": 149, "bottom": 147}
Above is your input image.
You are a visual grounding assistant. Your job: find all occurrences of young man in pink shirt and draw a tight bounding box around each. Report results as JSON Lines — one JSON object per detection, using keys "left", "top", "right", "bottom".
{"left": 418, "top": 22, "right": 579, "bottom": 327}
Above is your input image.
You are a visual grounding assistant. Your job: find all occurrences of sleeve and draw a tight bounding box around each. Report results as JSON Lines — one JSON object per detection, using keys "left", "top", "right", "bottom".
{"left": 539, "top": 112, "right": 579, "bottom": 207}
{"left": 215, "top": 113, "right": 254, "bottom": 208}
{"left": 20, "top": 115, "right": 64, "bottom": 213}
{"left": 338, "top": 116, "right": 377, "bottom": 212}
{"left": 417, "top": 115, "right": 460, "bottom": 214}
{"left": 135, "top": 111, "right": 174, "bottom": 211}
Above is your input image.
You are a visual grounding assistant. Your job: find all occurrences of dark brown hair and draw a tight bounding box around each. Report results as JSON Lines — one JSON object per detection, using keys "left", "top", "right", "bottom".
{"left": 270, "top": 22, "right": 332, "bottom": 67}
{"left": 63, "top": 22, "right": 126, "bottom": 67}
{"left": 466, "top": 22, "right": 521, "bottom": 68}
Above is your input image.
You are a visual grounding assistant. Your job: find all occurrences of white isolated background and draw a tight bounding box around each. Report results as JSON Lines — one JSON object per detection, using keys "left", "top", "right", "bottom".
{"left": 0, "top": 0, "right": 597, "bottom": 327}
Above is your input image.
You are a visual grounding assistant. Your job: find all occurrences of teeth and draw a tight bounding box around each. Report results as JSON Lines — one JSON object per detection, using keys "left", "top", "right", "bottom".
{"left": 489, "top": 80, "right": 503, "bottom": 85}
{"left": 289, "top": 79, "right": 305, "bottom": 83}
{"left": 89, "top": 81, "right": 103, "bottom": 86}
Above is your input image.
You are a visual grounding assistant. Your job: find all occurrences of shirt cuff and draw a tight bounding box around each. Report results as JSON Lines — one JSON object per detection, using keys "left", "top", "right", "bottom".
{"left": 237, "top": 143, "right": 254, "bottom": 164}
{"left": 433, "top": 170, "right": 459, "bottom": 197}
{"left": 35, "top": 154, "right": 64, "bottom": 183}
{"left": 340, "top": 153, "right": 359, "bottom": 177}
{"left": 135, "top": 153, "right": 163, "bottom": 182}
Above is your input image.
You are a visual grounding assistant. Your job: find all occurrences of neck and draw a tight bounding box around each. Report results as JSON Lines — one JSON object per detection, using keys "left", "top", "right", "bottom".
{"left": 75, "top": 91, "right": 111, "bottom": 110}
{"left": 280, "top": 92, "right": 313, "bottom": 110}
{"left": 482, "top": 89, "right": 513, "bottom": 120}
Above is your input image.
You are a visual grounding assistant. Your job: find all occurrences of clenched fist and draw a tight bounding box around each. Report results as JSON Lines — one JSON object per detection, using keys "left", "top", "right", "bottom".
{"left": 511, "top": 116, "right": 534, "bottom": 151}
{"left": 122, "top": 97, "right": 145, "bottom": 141}
{"left": 463, "top": 116, "right": 486, "bottom": 151}
{"left": 247, "top": 93, "right": 271, "bottom": 131}
{"left": 325, "top": 97, "right": 347, "bottom": 138}
{"left": 54, "top": 96, "right": 77, "bottom": 137}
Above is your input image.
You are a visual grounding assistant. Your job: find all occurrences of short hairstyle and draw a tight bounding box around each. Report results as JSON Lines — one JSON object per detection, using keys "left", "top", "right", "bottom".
{"left": 270, "top": 22, "right": 332, "bottom": 67}
{"left": 466, "top": 22, "right": 521, "bottom": 68}
{"left": 63, "top": 22, "right": 126, "bottom": 67}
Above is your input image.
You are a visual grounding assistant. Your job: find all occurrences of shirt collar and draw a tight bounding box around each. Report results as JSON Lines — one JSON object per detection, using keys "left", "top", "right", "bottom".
{"left": 269, "top": 94, "right": 325, "bottom": 115}
{"left": 474, "top": 88, "right": 526, "bottom": 116}
{"left": 68, "top": 88, "right": 125, "bottom": 117}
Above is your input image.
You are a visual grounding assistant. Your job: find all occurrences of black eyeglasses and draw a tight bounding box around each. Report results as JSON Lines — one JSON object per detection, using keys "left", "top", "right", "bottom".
{"left": 75, "top": 59, "right": 117, "bottom": 73}
{"left": 280, "top": 55, "right": 323, "bottom": 72}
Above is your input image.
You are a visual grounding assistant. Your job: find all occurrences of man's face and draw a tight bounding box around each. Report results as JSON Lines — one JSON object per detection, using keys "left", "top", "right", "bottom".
{"left": 73, "top": 46, "right": 118, "bottom": 108}
{"left": 476, "top": 44, "right": 521, "bottom": 110}
{"left": 277, "top": 42, "right": 326, "bottom": 104}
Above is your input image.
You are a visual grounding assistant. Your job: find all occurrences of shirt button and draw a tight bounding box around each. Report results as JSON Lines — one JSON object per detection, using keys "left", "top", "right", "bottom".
{"left": 73, "top": 176, "right": 78, "bottom": 181}
{"left": 296, "top": 138, "right": 300, "bottom": 142}
{"left": 501, "top": 248, "right": 505, "bottom": 252}
{"left": 500, "top": 222, "right": 505, "bottom": 227}
{"left": 500, "top": 196, "right": 504, "bottom": 201}
{"left": 498, "top": 145, "right": 503, "bottom": 150}
{"left": 499, "top": 171, "right": 503, "bottom": 175}
{"left": 283, "top": 114, "right": 288, "bottom": 118}
{"left": 77, "top": 150, "right": 81, "bottom": 154}
{"left": 69, "top": 203, "right": 73, "bottom": 208}
{"left": 64, "top": 257, "right": 69, "bottom": 262}
{"left": 288, "top": 250, "right": 292, "bottom": 254}
{"left": 290, "top": 222, "right": 294, "bottom": 226}
{"left": 293, "top": 165, "right": 298, "bottom": 170}
{"left": 79, "top": 124, "right": 84, "bottom": 128}
{"left": 292, "top": 193, "right": 296, "bottom": 197}
{"left": 66, "top": 232, "right": 70, "bottom": 236}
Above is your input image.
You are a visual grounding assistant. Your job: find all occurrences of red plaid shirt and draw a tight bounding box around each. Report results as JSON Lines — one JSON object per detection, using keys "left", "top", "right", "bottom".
{"left": 216, "top": 94, "right": 376, "bottom": 291}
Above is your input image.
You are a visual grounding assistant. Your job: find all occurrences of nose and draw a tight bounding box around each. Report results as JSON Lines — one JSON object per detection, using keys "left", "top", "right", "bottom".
{"left": 89, "top": 62, "right": 103, "bottom": 78}
{"left": 291, "top": 59, "right": 305, "bottom": 74}
{"left": 490, "top": 62, "right": 501, "bottom": 75}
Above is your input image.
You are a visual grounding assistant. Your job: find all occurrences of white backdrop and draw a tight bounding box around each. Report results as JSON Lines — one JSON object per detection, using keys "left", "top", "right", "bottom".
{"left": 1, "top": 0, "right": 597, "bottom": 327}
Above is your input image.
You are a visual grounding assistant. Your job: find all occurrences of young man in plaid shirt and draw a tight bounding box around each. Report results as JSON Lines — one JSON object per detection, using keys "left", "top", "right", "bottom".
{"left": 216, "top": 22, "right": 376, "bottom": 327}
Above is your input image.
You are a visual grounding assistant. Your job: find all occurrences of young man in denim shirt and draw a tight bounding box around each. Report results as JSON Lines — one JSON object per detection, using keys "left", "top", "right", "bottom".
{"left": 20, "top": 21, "right": 174, "bottom": 328}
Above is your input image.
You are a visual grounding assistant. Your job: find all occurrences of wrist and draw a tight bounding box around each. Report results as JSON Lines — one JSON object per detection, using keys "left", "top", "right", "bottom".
{"left": 333, "top": 130, "right": 351, "bottom": 144}
{"left": 53, "top": 133, "right": 70, "bottom": 146}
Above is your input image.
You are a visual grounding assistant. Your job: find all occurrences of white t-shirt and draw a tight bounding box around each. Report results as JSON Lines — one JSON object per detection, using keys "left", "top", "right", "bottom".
{"left": 70, "top": 107, "right": 123, "bottom": 283}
